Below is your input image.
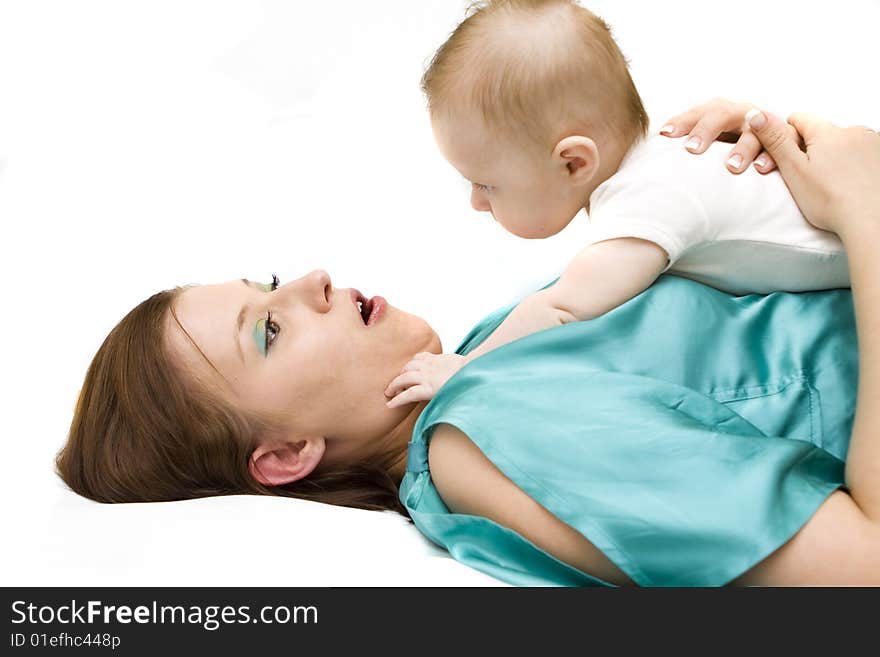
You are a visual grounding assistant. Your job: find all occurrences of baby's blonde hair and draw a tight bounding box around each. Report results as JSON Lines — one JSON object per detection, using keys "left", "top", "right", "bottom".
{"left": 422, "top": 0, "right": 649, "bottom": 150}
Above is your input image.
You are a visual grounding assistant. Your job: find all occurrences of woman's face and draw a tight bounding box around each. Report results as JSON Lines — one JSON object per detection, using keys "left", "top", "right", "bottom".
{"left": 165, "top": 270, "right": 440, "bottom": 469}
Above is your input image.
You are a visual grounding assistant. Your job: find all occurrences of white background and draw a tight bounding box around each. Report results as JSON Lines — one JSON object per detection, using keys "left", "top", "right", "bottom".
{"left": 1, "top": 0, "right": 878, "bottom": 585}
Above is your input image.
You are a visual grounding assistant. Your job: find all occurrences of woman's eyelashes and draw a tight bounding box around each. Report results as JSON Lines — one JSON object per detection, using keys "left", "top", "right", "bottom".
{"left": 263, "top": 275, "right": 281, "bottom": 354}
{"left": 252, "top": 313, "right": 281, "bottom": 357}
{"left": 253, "top": 275, "right": 282, "bottom": 356}
{"left": 258, "top": 274, "right": 281, "bottom": 293}
{"left": 264, "top": 312, "right": 280, "bottom": 353}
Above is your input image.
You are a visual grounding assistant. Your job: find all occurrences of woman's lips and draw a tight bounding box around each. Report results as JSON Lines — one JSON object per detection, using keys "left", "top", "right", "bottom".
{"left": 365, "top": 296, "right": 386, "bottom": 326}
{"left": 349, "top": 289, "right": 386, "bottom": 327}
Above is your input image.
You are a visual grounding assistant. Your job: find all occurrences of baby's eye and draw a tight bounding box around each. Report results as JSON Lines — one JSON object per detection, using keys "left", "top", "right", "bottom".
{"left": 473, "top": 182, "right": 492, "bottom": 192}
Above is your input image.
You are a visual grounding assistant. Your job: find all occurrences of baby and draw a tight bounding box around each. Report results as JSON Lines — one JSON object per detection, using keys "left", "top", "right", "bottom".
{"left": 385, "top": 0, "right": 848, "bottom": 408}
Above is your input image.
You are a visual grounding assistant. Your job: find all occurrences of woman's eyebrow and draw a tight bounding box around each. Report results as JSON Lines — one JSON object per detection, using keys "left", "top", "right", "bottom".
{"left": 234, "top": 305, "right": 249, "bottom": 364}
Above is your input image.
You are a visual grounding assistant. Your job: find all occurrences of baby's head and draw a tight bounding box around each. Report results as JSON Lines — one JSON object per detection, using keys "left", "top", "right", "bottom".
{"left": 423, "top": 0, "right": 648, "bottom": 238}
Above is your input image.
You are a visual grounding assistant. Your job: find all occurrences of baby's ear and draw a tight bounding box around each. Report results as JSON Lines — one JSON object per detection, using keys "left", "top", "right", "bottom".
{"left": 553, "top": 136, "right": 600, "bottom": 185}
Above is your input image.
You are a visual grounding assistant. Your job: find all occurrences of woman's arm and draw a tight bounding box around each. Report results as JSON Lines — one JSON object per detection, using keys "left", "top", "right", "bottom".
{"left": 741, "top": 110, "right": 880, "bottom": 519}
{"left": 431, "top": 423, "right": 880, "bottom": 587}
{"left": 729, "top": 111, "right": 880, "bottom": 585}
{"left": 668, "top": 101, "right": 880, "bottom": 519}
{"left": 843, "top": 223, "right": 880, "bottom": 520}
{"left": 756, "top": 117, "right": 880, "bottom": 523}
{"left": 428, "top": 422, "right": 635, "bottom": 586}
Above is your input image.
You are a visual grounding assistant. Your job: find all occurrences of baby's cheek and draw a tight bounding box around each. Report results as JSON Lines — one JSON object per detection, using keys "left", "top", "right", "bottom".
{"left": 509, "top": 213, "right": 549, "bottom": 239}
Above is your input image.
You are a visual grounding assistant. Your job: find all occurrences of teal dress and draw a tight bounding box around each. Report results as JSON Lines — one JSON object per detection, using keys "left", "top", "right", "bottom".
{"left": 399, "top": 276, "right": 857, "bottom": 586}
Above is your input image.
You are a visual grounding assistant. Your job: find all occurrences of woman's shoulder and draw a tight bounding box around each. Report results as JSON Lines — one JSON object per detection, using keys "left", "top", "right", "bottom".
{"left": 427, "top": 423, "right": 511, "bottom": 520}
{"left": 427, "top": 423, "right": 633, "bottom": 586}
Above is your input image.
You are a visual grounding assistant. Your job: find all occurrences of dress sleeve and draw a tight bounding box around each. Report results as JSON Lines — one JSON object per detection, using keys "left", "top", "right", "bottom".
{"left": 429, "top": 364, "right": 844, "bottom": 587}
{"left": 404, "top": 275, "right": 854, "bottom": 587}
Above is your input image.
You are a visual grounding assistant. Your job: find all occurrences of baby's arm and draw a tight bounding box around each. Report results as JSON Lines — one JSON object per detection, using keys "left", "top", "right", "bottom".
{"left": 385, "top": 238, "right": 667, "bottom": 408}
{"left": 467, "top": 237, "right": 667, "bottom": 360}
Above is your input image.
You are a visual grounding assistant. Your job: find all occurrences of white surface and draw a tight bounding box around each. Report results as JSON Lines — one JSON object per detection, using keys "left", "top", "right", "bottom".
{"left": 0, "top": 0, "right": 877, "bottom": 586}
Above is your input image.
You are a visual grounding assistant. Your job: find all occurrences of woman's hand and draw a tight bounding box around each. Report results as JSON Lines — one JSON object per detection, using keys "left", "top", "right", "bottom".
{"left": 744, "top": 109, "right": 880, "bottom": 529}
{"left": 660, "top": 97, "right": 797, "bottom": 175}
{"left": 744, "top": 109, "right": 880, "bottom": 236}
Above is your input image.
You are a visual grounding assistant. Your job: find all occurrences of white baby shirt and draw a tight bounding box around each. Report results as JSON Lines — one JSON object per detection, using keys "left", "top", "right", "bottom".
{"left": 586, "top": 134, "right": 848, "bottom": 295}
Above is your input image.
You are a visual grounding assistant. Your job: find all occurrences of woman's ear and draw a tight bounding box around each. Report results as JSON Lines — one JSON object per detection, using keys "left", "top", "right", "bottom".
{"left": 248, "top": 436, "right": 326, "bottom": 487}
{"left": 553, "top": 136, "right": 600, "bottom": 185}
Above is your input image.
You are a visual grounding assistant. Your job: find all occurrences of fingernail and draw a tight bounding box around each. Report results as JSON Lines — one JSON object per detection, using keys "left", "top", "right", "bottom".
{"left": 685, "top": 136, "right": 701, "bottom": 151}
{"left": 745, "top": 108, "right": 766, "bottom": 130}
{"left": 754, "top": 155, "right": 769, "bottom": 168}
{"left": 660, "top": 124, "right": 675, "bottom": 135}
{"left": 726, "top": 154, "right": 743, "bottom": 169}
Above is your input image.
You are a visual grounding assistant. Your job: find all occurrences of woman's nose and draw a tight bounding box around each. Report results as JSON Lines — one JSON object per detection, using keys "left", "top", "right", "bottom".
{"left": 305, "top": 269, "right": 332, "bottom": 312}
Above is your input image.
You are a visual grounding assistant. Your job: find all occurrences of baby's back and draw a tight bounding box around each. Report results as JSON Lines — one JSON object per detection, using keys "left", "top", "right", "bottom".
{"left": 587, "top": 135, "right": 848, "bottom": 295}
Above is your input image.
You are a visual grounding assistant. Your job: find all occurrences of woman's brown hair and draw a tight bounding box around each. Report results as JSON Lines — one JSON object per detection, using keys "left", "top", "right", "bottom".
{"left": 55, "top": 288, "right": 410, "bottom": 517}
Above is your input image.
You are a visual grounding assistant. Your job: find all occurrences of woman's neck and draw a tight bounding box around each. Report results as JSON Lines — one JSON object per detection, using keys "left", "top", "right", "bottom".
{"left": 382, "top": 400, "right": 429, "bottom": 484}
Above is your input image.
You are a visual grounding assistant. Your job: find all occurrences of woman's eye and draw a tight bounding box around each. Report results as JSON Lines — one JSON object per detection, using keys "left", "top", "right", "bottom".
{"left": 253, "top": 313, "right": 281, "bottom": 357}
{"left": 265, "top": 312, "right": 280, "bottom": 352}
{"left": 473, "top": 182, "right": 492, "bottom": 192}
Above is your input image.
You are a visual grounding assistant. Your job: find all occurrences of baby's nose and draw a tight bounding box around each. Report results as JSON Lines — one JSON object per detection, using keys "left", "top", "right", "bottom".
{"left": 470, "top": 190, "right": 491, "bottom": 212}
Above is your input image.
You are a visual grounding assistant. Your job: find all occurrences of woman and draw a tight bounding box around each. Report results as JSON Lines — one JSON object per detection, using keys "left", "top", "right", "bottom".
{"left": 57, "top": 100, "right": 880, "bottom": 585}
{"left": 59, "top": 272, "right": 439, "bottom": 515}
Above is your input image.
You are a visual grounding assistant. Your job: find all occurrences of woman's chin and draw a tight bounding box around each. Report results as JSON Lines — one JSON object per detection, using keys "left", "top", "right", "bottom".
{"left": 411, "top": 317, "right": 442, "bottom": 355}
{"left": 386, "top": 305, "right": 441, "bottom": 357}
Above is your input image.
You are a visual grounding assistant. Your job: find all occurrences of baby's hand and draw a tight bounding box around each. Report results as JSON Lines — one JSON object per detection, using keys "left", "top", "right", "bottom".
{"left": 384, "top": 352, "right": 470, "bottom": 409}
